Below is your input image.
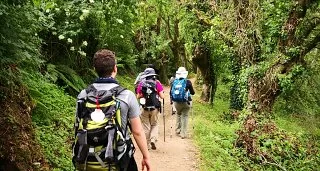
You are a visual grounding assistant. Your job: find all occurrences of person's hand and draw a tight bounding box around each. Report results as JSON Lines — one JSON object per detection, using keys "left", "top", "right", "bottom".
{"left": 141, "top": 157, "right": 151, "bottom": 171}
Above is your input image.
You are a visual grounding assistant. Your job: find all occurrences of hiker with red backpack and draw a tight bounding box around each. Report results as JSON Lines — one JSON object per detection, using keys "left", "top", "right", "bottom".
{"left": 136, "top": 68, "right": 165, "bottom": 150}
{"left": 73, "top": 49, "right": 151, "bottom": 171}
{"left": 170, "top": 67, "right": 195, "bottom": 139}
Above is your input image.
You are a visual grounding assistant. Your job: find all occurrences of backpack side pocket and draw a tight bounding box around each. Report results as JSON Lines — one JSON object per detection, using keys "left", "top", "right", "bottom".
{"left": 73, "top": 130, "right": 89, "bottom": 164}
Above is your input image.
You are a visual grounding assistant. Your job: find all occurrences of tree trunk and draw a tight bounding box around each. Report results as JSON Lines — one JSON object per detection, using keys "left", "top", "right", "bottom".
{"left": 247, "top": 0, "right": 320, "bottom": 113}
{"left": 247, "top": 69, "right": 280, "bottom": 114}
{"left": 158, "top": 52, "right": 169, "bottom": 85}
{"left": 192, "top": 44, "right": 212, "bottom": 102}
{"left": 201, "top": 84, "right": 210, "bottom": 101}
{"left": 232, "top": 0, "right": 320, "bottom": 164}
{"left": 230, "top": 54, "right": 244, "bottom": 110}
{"left": 173, "top": 18, "right": 187, "bottom": 67}
{"left": 210, "top": 71, "right": 218, "bottom": 104}
{"left": 164, "top": 14, "right": 186, "bottom": 69}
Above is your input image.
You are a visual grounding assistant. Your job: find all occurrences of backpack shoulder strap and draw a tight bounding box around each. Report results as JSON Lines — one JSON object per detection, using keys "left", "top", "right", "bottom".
{"left": 109, "top": 85, "right": 126, "bottom": 97}
{"left": 183, "top": 78, "right": 187, "bottom": 84}
{"left": 145, "top": 79, "right": 157, "bottom": 88}
{"left": 110, "top": 85, "right": 133, "bottom": 135}
{"left": 86, "top": 84, "right": 126, "bottom": 96}
{"left": 85, "top": 84, "right": 97, "bottom": 94}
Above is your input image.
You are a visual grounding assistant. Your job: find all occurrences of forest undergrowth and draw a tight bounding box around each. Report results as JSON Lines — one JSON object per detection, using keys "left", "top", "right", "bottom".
{"left": 192, "top": 81, "right": 320, "bottom": 171}
{"left": 1, "top": 71, "right": 319, "bottom": 171}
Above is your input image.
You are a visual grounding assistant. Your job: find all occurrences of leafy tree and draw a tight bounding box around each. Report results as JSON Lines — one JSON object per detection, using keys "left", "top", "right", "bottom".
{"left": 179, "top": 1, "right": 233, "bottom": 103}
{"left": 175, "top": 0, "right": 320, "bottom": 169}
{"left": 36, "top": 0, "right": 138, "bottom": 93}
{"left": 134, "top": 0, "right": 175, "bottom": 84}
{"left": 225, "top": 0, "right": 320, "bottom": 169}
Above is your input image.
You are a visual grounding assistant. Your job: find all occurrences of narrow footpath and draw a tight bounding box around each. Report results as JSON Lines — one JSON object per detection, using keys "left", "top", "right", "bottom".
{"left": 133, "top": 84, "right": 199, "bottom": 171}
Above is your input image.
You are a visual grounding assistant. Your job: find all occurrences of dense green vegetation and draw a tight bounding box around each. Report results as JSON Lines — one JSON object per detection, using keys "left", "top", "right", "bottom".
{"left": 0, "top": 0, "right": 319, "bottom": 170}
{"left": 23, "top": 72, "right": 75, "bottom": 170}
{"left": 193, "top": 81, "right": 320, "bottom": 171}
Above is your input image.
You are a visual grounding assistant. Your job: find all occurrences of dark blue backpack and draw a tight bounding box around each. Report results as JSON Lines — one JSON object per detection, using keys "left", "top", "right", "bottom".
{"left": 171, "top": 78, "right": 189, "bottom": 102}
{"left": 140, "top": 78, "right": 161, "bottom": 109}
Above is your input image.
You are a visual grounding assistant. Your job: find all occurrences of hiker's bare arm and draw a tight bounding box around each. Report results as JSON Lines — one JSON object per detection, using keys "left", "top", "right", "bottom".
{"left": 130, "top": 117, "right": 149, "bottom": 157}
{"left": 130, "top": 117, "right": 151, "bottom": 171}
{"left": 158, "top": 90, "right": 165, "bottom": 99}
{"left": 136, "top": 93, "right": 143, "bottom": 99}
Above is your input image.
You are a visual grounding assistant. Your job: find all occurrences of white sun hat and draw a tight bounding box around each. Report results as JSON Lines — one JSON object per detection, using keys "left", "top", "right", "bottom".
{"left": 175, "top": 67, "right": 188, "bottom": 79}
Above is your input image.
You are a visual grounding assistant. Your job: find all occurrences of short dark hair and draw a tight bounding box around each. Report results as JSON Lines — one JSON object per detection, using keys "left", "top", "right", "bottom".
{"left": 93, "top": 49, "right": 116, "bottom": 77}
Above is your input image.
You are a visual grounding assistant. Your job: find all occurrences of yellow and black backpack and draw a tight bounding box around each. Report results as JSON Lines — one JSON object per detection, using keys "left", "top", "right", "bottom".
{"left": 72, "top": 85, "right": 135, "bottom": 171}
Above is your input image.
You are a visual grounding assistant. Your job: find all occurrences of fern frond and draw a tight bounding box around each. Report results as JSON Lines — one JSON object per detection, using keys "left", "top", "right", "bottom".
{"left": 33, "top": 99, "right": 49, "bottom": 110}
{"left": 46, "top": 64, "right": 59, "bottom": 82}
{"left": 56, "top": 65, "right": 86, "bottom": 89}
{"left": 56, "top": 71, "right": 81, "bottom": 92}
{"left": 45, "top": 64, "right": 86, "bottom": 92}
{"left": 86, "top": 68, "right": 98, "bottom": 78}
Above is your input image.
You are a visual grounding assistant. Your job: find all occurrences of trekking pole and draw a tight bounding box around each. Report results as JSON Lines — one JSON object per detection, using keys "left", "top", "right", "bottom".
{"left": 170, "top": 106, "right": 173, "bottom": 138}
{"left": 163, "top": 98, "right": 165, "bottom": 142}
{"left": 192, "top": 104, "right": 194, "bottom": 130}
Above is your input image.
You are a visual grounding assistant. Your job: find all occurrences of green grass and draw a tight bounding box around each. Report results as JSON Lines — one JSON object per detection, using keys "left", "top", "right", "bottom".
{"left": 275, "top": 113, "right": 320, "bottom": 138}
{"left": 191, "top": 83, "right": 242, "bottom": 171}
{"left": 273, "top": 97, "right": 320, "bottom": 138}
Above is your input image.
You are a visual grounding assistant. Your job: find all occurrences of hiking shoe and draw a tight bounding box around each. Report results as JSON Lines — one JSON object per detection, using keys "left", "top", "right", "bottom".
{"left": 150, "top": 142, "right": 156, "bottom": 150}
{"left": 147, "top": 144, "right": 151, "bottom": 150}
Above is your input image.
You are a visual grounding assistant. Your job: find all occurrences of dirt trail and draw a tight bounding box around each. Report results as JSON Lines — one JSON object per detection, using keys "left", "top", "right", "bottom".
{"left": 133, "top": 84, "right": 199, "bottom": 171}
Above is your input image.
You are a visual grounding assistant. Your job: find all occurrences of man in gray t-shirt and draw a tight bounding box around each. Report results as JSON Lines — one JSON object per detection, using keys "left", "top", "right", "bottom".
{"left": 74, "top": 49, "right": 151, "bottom": 171}
{"left": 77, "top": 83, "right": 140, "bottom": 135}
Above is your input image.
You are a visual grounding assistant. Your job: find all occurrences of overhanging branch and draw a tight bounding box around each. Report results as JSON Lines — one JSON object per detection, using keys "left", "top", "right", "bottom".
{"left": 279, "top": 0, "right": 320, "bottom": 62}
{"left": 301, "top": 33, "right": 320, "bottom": 57}
{"left": 298, "top": 16, "right": 320, "bottom": 40}
{"left": 278, "top": 0, "right": 309, "bottom": 50}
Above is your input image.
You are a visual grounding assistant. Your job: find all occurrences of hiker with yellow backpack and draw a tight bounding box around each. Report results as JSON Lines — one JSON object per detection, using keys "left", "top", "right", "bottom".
{"left": 72, "top": 49, "right": 151, "bottom": 171}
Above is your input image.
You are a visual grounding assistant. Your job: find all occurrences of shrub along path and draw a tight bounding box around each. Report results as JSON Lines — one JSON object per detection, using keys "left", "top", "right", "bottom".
{"left": 133, "top": 83, "right": 199, "bottom": 171}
